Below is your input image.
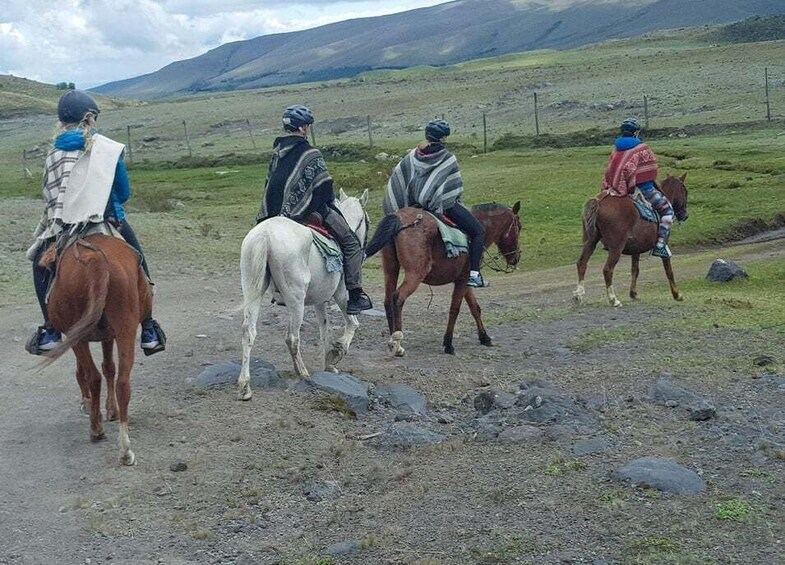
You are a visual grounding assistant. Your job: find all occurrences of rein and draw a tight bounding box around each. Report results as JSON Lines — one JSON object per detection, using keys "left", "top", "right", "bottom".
{"left": 481, "top": 216, "right": 520, "bottom": 273}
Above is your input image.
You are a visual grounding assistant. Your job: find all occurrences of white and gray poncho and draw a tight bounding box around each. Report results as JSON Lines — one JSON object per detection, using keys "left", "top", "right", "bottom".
{"left": 383, "top": 146, "right": 464, "bottom": 216}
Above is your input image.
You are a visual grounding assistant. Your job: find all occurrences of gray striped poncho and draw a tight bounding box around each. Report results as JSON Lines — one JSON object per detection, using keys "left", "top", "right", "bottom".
{"left": 383, "top": 146, "right": 464, "bottom": 216}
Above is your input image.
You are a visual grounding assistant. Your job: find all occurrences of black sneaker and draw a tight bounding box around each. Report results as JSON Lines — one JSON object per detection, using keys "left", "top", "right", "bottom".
{"left": 347, "top": 290, "right": 373, "bottom": 314}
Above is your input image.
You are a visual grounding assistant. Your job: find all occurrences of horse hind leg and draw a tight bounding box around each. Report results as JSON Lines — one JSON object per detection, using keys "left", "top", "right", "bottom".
{"left": 443, "top": 281, "right": 469, "bottom": 355}
{"left": 574, "top": 235, "right": 601, "bottom": 305}
{"left": 326, "top": 291, "right": 359, "bottom": 372}
{"left": 73, "top": 342, "right": 105, "bottom": 442}
{"left": 464, "top": 288, "right": 492, "bottom": 348}
{"left": 284, "top": 299, "right": 309, "bottom": 378}
{"left": 113, "top": 326, "right": 137, "bottom": 466}
{"left": 101, "top": 340, "right": 119, "bottom": 421}
{"left": 238, "top": 296, "right": 261, "bottom": 401}
{"left": 630, "top": 254, "right": 640, "bottom": 301}
{"left": 315, "top": 302, "right": 336, "bottom": 373}
{"left": 389, "top": 274, "right": 423, "bottom": 357}
{"left": 603, "top": 248, "right": 623, "bottom": 308}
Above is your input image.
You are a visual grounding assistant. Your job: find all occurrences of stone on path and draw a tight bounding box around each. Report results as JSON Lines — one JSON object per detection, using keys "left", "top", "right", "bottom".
{"left": 373, "top": 383, "right": 427, "bottom": 415}
{"left": 706, "top": 259, "right": 748, "bottom": 282}
{"left": 497, "top": 425, "right": 543, "bottom": 442}
{"left": 324, "top": 541, "right": 358, "bottom": 556}
{"left": 474, "top": 389, "right": 517, "bottom": 414}
{"left": 373, "top": 422, "right": 447, "bottom": 448}
{"left": 650, "top": 375, "right": 716, "bottom": 421}
{"left": 571, "top": 438, "right": 610, "bottom": 456}
{"left": 308, "top": 372, "right": 369, "bottom": 415}
{"left": 188, "top": 359, "right": 281, "bottom": 389}
{"left": 613, "top": 457, "right": 706, "bottom": 494}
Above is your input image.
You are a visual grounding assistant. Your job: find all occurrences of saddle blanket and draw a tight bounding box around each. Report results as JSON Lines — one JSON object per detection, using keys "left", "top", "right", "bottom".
{"left": 630, "top": 188, "right": 659, "bottom": 224}
{"left": 310, "top": 228, "right": 343, "bottom": 274}
{"left": 426, "top": 211, "right": 468, "bottom": 259}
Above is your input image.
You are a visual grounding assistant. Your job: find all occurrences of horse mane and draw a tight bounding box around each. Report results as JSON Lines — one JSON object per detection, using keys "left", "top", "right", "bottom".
{"left": 471, "top": 203, "right": 508, "bottom": 213}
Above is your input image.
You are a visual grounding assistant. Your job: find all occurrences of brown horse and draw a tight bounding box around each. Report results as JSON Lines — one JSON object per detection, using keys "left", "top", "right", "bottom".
{"left": 573, "top": 173, "right": 689, "bottom": 307}
{"left": 42, "top": 234, "right": 152, "bottom": 466}
{"left": 365, "top": 202, "right": 522, "bottom": 356}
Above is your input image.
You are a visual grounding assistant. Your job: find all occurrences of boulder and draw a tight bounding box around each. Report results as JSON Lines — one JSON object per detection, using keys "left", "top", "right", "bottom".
{"left": 613, "top": 457, "right": 706, "bottom": 494}
{"left": 497, "top": 425, "right": 543, "bottom": 442}
{"left": 188, "top": 359, "right": 282, "bottom": 389}
{"left": 373, "top": 422, "right": 447, "bottom": 448}
{"left": 571, "top": 438, "right": 610, "bottom": 457}
{"left": 706, "top": 259, "right": 748, "bottom": 282}
{"left": 374, "top": 383, "right": 427, "bottom": 415}
{"left": 308, "top": 372, "right": 369, "bottom": 415}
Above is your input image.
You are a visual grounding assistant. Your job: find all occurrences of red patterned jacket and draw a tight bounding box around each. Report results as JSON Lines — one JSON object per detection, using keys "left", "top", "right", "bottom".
{"left": 602, "top": 140, "right": 658, "bottom": 196}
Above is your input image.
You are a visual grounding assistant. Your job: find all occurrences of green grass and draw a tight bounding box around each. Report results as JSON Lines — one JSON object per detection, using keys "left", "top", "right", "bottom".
{"left": 714, "top": 499, "right": 752, "bottom": 521}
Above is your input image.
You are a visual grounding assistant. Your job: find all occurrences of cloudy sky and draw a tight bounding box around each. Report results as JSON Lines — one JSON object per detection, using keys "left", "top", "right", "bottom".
{"left": 0, "top": 0, "right": 448, "bottom": 88}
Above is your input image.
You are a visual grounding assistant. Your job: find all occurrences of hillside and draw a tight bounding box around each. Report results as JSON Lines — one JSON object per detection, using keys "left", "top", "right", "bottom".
{"left": 93, "top": 0, "right": 785, "bottom": 100}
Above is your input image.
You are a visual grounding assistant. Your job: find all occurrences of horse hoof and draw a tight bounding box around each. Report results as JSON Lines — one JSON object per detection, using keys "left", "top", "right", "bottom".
{"left": 394, "top": 347, "right": 406, "bottom": 357}
{"left": 479, "top": 334, "right": 493, "bottom": 347}
{"left": 238, "top": 389, "right": 253, "bottom": 401}
{"left": 613, "top": 301, "right": 623, "bottom": 308}
{"left": 90, "top": 431, "right": 106, "bottom": 443}
{"left": 121, "top": 450, "right": 136, "bottom": 466}
{"left": 675, "top": 294, "right": 684, "bottom": 302}
{"left": 106, "top": 410, "right": 119, "bottom": 422}
{"left": 444, "top": 346, "right": 455, "bottom": 355}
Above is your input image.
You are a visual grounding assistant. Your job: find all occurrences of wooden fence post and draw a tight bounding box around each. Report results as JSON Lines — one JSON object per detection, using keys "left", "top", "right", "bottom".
{"left": 310, "top": 124, "right": 316, "bottom": 146}
{"left": 367, "top": 115, "right": 373, "bottom": 148}
{"left": 765, "top": 67, "right": 772, "bottom": 122}
{"left": 183, "top": 120, "right": 192, "bottom": 158}
{"left": 644, "top": 95, "right": 649, "bottom": 129}
{"left": 126, "top": 125, "right": 133, "bottom": 163}
{"left": 483, "top": 112, "right": 488, "bottom": 154}
{"left": 246, "top": 119, "right": 257, "bottom": 150}
{"left": 534, "top": 92, "right": 540, "bottom": 136}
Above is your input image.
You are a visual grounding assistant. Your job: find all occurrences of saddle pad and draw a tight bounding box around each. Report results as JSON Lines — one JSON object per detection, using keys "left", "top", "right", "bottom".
{"left": 427, "top": 211, "right": 469, "bottom": 259}
{"left": 630, "top": 189, "right": 659, "bottom": 224}
{"left": 311, "top": 229, "right": 343, "bottom": 274}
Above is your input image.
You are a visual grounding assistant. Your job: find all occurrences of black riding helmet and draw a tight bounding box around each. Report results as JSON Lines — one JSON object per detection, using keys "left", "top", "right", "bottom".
{"left": 425, "top": 119, "right": 451, "bottom": 142}
{"left": 282, "top": 105, "right": 314, "bottom": 131}
{"left": 57, "top": 90, "right": 100, "bottom": 124}
{"left": 620, "top": 117, "right": 642, "bottom": 135}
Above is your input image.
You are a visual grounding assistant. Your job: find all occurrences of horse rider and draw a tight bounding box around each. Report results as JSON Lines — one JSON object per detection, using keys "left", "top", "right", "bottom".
{"left": 255, "top": 105, "right": 373, "bottom": 314}
{"left": 603, "top": 117, "right": 675, "bottom": 258}
{"left": 26, "top": 90, "right": 166, "bottom": 355}
{"left": 384, "top": 119, "right": 488, "bottom": 288}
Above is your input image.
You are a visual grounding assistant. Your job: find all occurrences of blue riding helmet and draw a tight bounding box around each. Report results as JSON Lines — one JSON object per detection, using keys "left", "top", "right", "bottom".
{"left": 57, "top": 90, "right": 100, "bottom": 124}
{"left": 425, "top": 119, "right": 451, "bottom": 142}
{"left": 283, "top": 105, "right": 314, "bottom": 130}
{"left": 620, "top": 117, "right": 642, "bottom": 134}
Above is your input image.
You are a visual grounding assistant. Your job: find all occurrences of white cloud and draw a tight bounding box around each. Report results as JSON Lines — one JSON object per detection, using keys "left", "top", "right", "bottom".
{"left": 0, "top": 0, "right": 447, "bottom": 88}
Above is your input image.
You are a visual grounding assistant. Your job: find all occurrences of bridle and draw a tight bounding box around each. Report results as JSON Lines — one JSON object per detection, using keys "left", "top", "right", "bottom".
{"left": 481, "top": 214, "right": 521, "bottom": 274}
{"left": 352, "top": 209, "right": 370, "bottom": 249}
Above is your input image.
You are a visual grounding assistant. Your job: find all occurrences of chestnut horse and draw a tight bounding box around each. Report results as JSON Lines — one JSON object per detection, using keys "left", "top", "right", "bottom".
{"left": 42, "top": 234, "right": 151, "bottom": 466}
{"left": 573, "top": 173, "right": 689, "bottom": 307}
{"left": 365, "top": 202, "right": 521, "bottom": 356}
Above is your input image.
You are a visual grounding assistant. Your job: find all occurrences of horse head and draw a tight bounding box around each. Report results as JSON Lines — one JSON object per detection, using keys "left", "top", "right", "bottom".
{"left": 336, "top": 188, "right": 370, "bottom": 247}
{"left": 661, "top": 173, "right": 689, "bottom": 223}
{"left": 472, "top": 201, "right": 523, "bottom": 270}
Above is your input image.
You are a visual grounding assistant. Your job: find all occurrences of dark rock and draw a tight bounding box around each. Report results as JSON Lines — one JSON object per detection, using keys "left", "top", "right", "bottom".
{"left": 473, "top": 391, "right": 495, "bottom": 415}
{"left": 169, "top": 462, "right": 188, "bottom": 472}
{"left": 304, "top": 480, "right": 341, "bottom": 502}
{"left": 689, "top": 401, "right": 716, "bottom": 421}
{"left": 513, "top": 385, "right": 596, "bottom": 429}
{"left": 497, "top": 425, "right": 543, "bottom": 442}
{"left": 650, "top": 375, "right": 697, "bottom": 406}
{"left": 473, "top": 389, "right": 517, "bottom": 414}
{"left": 613, "top": 457, "right": 706, "bottom": 494}
{"left": 188, "top": 358, "right": 282, "bottom": 389}
{"left": 374, "top": 383, "right": 427, "bottom": 415}
{"left": 324, "top": 541, "right": 357, "bottom": 556}
{"left": 706, "top": 259, "right": 748, "bottom": 282}
{"left": 373, "top": 422, "right": 447, "bottom": 448}
{"left": 753, "top": 355, "right": 776, "bottom": 367}
{"left": 308, "top": 372, "right": 369, "bottom": 415}
{"left": 572, "top": 438, "right": 610, "bottom": 456}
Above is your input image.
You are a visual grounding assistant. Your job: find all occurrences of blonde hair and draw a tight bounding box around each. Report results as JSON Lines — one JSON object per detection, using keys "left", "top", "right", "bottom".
{"left": 54, "top": 113, "right": 98, "bottom": 151}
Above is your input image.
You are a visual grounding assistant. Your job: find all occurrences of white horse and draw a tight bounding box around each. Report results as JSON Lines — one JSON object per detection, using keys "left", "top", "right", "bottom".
{"left": 237, "top": 189, "right": 369, "bottom": 400}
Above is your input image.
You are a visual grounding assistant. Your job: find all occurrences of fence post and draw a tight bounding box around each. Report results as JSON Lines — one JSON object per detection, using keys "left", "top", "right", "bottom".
{"left": 534, "top": 92, "right": 540, "bottom": 136}
{"left": 182, "top": 120, "right": 192, "bottom": 158}
{"left": 22, "top": 149, "right": 26, "bottom": 177}
{"left": 643, "top": 95, "right": 649, "bottom": 129}
{"left": 126, "top": 125, "right": 133, "bottom": 163}
{"left": 246, "top": 119, "right": 257, "bottom": 150}
{"left": 765, "top": 67, "right": 771, "bottom": 122}
{"left": 310, "top": 124, "right": 316, "bottom": 146}
{"left": 367, "top": 115, "right": 373, "bottom": 148}
{"left": 483, "top": 112, "right": 488, "bottom": 154}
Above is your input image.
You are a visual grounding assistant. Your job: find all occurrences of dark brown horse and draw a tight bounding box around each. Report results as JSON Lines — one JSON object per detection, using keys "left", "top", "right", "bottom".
{"left": 42, "top": 234, "right": 152, "bottom": 465}
{"left": 365, "top": 202, "right": 521, "bottom": 356}
{"left": 574, "top": 173, "right": 689, "bottom": 307}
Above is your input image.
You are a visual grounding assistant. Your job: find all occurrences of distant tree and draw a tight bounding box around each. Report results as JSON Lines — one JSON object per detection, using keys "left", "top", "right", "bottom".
{"left": 56, "top": 82, "right": 67, "bottom": 90}
{"left": 67, "top": 82, "right": 75, "bottom": 90}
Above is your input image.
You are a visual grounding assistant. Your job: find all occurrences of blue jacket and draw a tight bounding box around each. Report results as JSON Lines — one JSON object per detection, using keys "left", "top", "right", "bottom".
{"left": 54, "top": 129, "right": 130, "bottom": 222}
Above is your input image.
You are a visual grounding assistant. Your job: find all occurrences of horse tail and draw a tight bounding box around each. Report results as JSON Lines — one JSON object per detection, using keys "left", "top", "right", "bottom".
{"left": 365, "top": 214, "right": 402, "bottom": 258}
{"left": 42, "top": 253, "right": 110, "bottom": 364}
{"left": 582, "top": 199, "right": 601, "bottom": 244}
{"left": 240, "top": 227, "right": 271, "bottom": 311}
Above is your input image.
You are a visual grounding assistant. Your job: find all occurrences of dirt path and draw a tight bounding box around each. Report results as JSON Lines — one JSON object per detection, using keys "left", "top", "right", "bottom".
{"left": 1, "top": 241, "right": 784, "bottom": 565}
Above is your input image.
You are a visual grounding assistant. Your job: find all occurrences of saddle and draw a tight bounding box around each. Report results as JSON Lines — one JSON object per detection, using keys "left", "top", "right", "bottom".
{"left": 301, "top": 213, "right": 343, "bottom": 274}
{"left": 425, "top": 211, "right": 469, "bottom": 259}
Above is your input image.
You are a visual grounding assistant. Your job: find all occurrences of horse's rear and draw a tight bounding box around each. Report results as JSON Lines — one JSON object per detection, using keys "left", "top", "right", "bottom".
{"left": 45, "top": 235, "right": 150, "bottom": 465}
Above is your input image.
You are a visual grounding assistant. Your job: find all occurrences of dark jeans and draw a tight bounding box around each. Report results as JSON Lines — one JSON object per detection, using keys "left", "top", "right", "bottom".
{"left": 444, "top": 203, "right": 485, "bottom": 272}
{"left": 117, "top": 221, "right": 151, "bottom": 281}
{"left": 321, "top": 204, "right": 363, "bottom": 291}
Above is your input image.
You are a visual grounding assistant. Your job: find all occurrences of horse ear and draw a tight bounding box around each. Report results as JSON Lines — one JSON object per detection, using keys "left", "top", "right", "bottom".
{"left": 680, "top": 172, "right": 687, "bottom": 182}
{"left": 339, "top": 188, "right": 348, "bottom": 201}
{"left": 512, "top": 201, "right": 521, "bottom": 215}
{"left": 359, "top": 188, "right": 369, "bottom": 208}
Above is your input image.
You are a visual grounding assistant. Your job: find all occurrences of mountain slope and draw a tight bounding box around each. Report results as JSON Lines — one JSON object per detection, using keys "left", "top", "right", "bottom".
{"left": 94, "top": 0, "right": 785, "bottom": 100}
